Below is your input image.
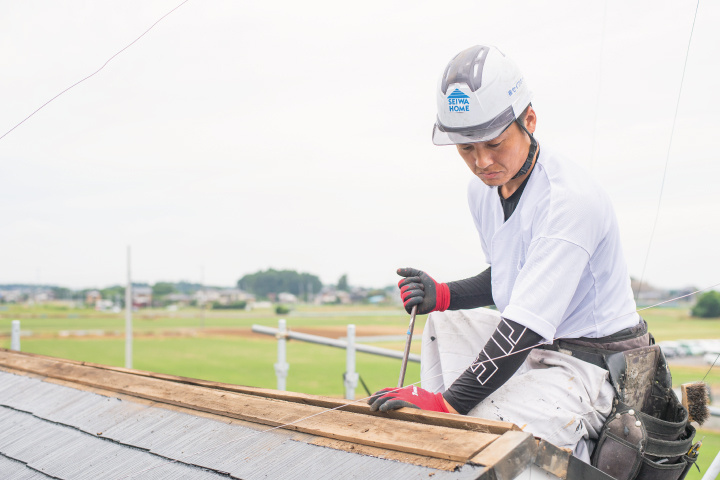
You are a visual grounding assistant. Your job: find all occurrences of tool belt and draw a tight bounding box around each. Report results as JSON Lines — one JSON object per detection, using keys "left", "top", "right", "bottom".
{"left": 542, "top": 320, "right": 697, "bottom": 480}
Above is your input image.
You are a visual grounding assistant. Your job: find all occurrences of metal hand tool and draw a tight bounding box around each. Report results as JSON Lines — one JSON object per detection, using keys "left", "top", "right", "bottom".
{"left": 397, "top": 305, "right": 418, "bottom": 388}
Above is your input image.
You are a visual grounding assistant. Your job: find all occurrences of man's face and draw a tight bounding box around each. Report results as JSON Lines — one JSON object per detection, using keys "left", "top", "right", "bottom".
{"left": 456, "top": 109, "right": 536, "bottom": 187}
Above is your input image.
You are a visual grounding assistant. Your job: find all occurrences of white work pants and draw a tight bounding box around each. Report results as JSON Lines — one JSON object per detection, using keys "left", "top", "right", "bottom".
{"left": 421, "top": 308, "right": 616, "bottom": 463}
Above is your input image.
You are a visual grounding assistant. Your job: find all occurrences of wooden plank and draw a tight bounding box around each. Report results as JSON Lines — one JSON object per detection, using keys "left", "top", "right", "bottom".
{"left": 307, "top": 437, "right": 465, "bottom": 472}
{"left": 116, "top": 369, "right": 519, "bottom": 434}
{"left": 0, "top": 350, "right": 497, "bottom": 462}
{"left": 470, "top": 431, "right": 537, "bottom": 480}
{"left": 534, "top": 439, "right": 571, "bottom": 480}
{"left": 10, "top": 367, "right": 468, "bottom": 473}
{"left": 0, "top": 349, "right": 519, "bottom": 435}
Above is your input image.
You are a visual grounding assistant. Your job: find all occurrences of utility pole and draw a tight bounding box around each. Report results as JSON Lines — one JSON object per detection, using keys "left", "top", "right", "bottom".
{"left": 125, "top": 246, "right": 133, "bottom": 369}
{"left": 200, "top": 265, "right": 205, "bottom": 329}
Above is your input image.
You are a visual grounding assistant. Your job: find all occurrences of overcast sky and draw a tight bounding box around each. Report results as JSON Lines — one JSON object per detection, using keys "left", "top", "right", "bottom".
{"left": 1, "top": 0, "right": 718, "bottom": 292}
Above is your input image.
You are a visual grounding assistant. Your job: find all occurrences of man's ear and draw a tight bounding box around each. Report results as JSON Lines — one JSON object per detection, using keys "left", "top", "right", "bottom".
{"left": 524, "top": 106, "right": 537, "bottom": 134}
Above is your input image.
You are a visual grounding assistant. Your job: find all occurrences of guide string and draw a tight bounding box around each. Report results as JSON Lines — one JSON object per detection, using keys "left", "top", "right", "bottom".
{"left": 0, "top": 0, "right": 192, "bottom": 143}
{"left": 635, "top": 0, "right": 701, "bottom": 300}
{"left": 589, "top": 0, "right": 608, "bottom": 172}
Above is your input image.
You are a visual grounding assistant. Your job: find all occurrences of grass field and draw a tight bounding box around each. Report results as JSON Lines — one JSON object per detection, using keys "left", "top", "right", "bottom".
{"left": 1, "top": 303, "right": 719, "bottom": 476}
{"left": 0, "top": 303, "right": 422, "bottom": 396}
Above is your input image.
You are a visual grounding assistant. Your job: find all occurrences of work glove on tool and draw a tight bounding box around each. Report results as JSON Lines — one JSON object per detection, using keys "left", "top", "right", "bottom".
{"left": 368, "top": 385, "right": 449, "bottom": 413}
{"left": 397, "top": 267, "right": 450, "bottom": 314}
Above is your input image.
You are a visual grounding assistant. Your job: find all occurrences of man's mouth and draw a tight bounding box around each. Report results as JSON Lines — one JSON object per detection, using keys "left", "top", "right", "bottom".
{"left": 479, "top": 171, "right": 501, "bottom": 178}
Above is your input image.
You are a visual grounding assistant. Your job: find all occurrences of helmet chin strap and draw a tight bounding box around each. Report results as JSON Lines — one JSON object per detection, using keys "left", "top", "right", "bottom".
{"left": 510, "top": 119, "right": 538, "bottom": 180}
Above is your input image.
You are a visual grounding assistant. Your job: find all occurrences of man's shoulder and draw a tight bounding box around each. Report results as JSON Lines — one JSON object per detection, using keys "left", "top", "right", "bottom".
{"left": 536, "top": 145, "right": 591, "bottom": 181}
{"left": 535, "top": 145, "right": 609, "bottom": 207}
{"left": 533, "top": 145, "right": 616, "bottom": 246}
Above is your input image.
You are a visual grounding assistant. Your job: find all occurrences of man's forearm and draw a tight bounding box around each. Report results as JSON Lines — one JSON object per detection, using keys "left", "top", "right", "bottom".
{"left": 447, "top": 267, "right": 494, "bottom": 310}
{"left": 442, "top": 317, "right": 542, "bottom": 414}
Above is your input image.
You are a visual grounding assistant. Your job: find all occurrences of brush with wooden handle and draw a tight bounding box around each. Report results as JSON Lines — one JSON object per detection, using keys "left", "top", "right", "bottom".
{"left": 682, "top": 382, "right": 710, "bottom": 425}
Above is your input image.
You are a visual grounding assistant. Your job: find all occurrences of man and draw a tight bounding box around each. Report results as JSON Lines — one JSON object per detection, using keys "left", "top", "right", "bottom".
{"left": 369, "top": 45, "right": 646, "bottom": 463}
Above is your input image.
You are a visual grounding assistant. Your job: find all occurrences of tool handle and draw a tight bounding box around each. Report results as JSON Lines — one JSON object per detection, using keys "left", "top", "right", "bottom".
{"left": 397, "top": 305, "right": 418, "bottom": 388}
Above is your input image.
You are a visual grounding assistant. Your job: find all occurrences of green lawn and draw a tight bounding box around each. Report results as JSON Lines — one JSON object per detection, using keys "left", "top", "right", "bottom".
{"left": 0, "top": 304, "right": 409, "bottom": 335}
{"left": 1, "top": 304, "right": 718, "bottom": 394}
{"left": 687, "top": 429, "right": 720, "bottom": 480}
{"left": 641, "top": 307, "right": 720, "bottom": 342}
{"left": 0, "top": 303, "right": 422, "bottom": 400}
{"left": 0, "top": 328, "right": 421, "bottom": 398}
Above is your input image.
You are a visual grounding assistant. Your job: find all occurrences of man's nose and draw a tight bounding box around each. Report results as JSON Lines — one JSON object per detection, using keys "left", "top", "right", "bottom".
{"left": 474, "top": 147, "right": 493, "bottom": 169}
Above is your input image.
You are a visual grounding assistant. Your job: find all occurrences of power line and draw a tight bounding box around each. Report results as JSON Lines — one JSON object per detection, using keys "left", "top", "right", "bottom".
{"left": 0, "top": 0, "right": 192, "bottom": 143}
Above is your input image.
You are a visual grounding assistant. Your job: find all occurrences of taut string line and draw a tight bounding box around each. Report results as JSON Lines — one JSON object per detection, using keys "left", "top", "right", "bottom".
{"left": 635, "top": 0, "right": 701, "bottom": 300}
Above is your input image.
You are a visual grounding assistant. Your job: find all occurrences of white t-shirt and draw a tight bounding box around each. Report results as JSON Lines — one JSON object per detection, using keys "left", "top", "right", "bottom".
{"left": 467, "top": 144, "right": 639, "bottom": 342}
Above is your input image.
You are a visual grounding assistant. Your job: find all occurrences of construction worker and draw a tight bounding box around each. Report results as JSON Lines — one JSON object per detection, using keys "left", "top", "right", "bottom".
{"left": 369, "top": 45, "right": 650, "bottom": 463}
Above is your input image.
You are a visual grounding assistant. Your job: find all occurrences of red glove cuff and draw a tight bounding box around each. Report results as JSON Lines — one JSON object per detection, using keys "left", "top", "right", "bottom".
{"left": 436, "top": 282, "right": 450, "bottom": 312}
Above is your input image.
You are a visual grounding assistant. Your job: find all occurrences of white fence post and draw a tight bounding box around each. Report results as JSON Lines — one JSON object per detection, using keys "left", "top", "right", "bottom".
{"left": 702, "top": 449, "right": 720, "bottom": 480}
{"left": 344, "top": 324, "right": 359, "bottom": 400}
{"left": 274, "top": 319, "right": 289, "bottom": 391}
{"left": 10, "top": 320, "right": 20, "bottom": 351}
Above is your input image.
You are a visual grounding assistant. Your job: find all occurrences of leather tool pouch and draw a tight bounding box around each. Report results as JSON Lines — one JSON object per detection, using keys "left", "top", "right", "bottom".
{"left": 591, "top": 345, "right": 696, "bottom": 480}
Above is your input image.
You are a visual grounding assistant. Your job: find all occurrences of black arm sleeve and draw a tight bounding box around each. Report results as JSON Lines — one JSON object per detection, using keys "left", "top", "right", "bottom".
{"left": 442, "top": 318, "right": 543, "bottom": 415}
{"left": 446, "top": 267, "right": 494, "bottom": 310}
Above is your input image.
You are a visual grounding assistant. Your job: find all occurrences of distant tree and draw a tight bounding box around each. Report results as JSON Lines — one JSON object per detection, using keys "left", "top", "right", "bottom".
{"left": 152, "top": 282, "right": 176, "bottom": 297}
{"left": 174, "top": 281, "right": 203, "bottom": 294}
{"left": 692, "top": 291, "right": 720, "bottom": 318}
{"left": 211, "top": 301, "right": 247, "bottom": 310}
{"left": 337, "top": 274, "right": 349, "bottom": 291}
{"left": 100, "top": 285, "right": 125, "bottom": 301}
{"left": 275, "top": 304, "right": 291, "bottom": 315}
{"left": 238, "top": 269, "right": 322, "bottom": 299}
{"left": 50, "top": 287, "right": 73, "bottom": 300}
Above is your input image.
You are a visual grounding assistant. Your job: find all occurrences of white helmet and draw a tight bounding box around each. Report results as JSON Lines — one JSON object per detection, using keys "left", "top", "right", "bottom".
{"left": 432, "top": 45, "right": 533, "bottom": 146}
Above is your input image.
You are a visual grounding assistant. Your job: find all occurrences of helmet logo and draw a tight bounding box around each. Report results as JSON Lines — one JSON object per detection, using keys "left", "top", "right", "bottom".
{"left": 508, "top": 78, "right": 524, "bottom": 97}
{"left": 448, "top": 88, "right": 470, "bottom": 112}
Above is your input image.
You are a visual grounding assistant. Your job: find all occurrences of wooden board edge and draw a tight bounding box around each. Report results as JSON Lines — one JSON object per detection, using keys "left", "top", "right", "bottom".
{"left": 0, "top": 348, "right": 520, "bottom": 435}
{"left": 534, "top": 439, "right": 572, "bottom": 479}
{"left": 469, "top": 430, "right": 537, "bottom": 478}
{"left": 0, "top": 351, "right": 498, "bottom": 463}
{"left": 308, "top": 436, "right": 465, "bottom": 471}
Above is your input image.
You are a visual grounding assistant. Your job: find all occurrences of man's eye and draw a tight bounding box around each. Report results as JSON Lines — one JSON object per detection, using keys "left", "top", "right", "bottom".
{"left": 461, "top": 145, "right": 473, "bottom": 151}
{"left": 488, "top": 142, "right": 501, "bottom": 148}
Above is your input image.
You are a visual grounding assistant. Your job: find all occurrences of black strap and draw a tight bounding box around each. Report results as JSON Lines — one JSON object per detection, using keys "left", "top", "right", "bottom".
{"left": 540, "top": 342, "right": 609, "bottom": 370}
{"left": 540, "top": 320, "right": 650, "bottom": 371}
{"left": 510, "top": 119, "right": 537, "bottom": 180}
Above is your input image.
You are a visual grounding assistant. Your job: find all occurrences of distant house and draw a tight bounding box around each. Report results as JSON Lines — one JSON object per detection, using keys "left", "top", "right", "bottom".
{"left": 277, "top": 292, "right": 297, "bottom": 304}
{"left": 85, "top": 290, "right": 102, "bottom": 305}
{"left": 166, "top": 293, "right": 192, "bottom": 307}
{"left": 218, "top": 288, "right": 254, "bottom": 305}
{"left": 315, "top": 288, "right": 351, "bottom": 305}
{"left": 132, "top": 286, "right": 153, "bottom": 308}
{"left": 0, "top": 289, "right": 23, "bottom": 303}
{"left": 193, "top": 289, "right": 221, "bottom": 306}
{"left": 94, "top": 299, "right": 114, "bottom": 311}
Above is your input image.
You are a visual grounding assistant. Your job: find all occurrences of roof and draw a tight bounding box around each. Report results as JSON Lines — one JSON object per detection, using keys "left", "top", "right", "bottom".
{"left": 0, "top": 349, "right": 604, "bottom": 479}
